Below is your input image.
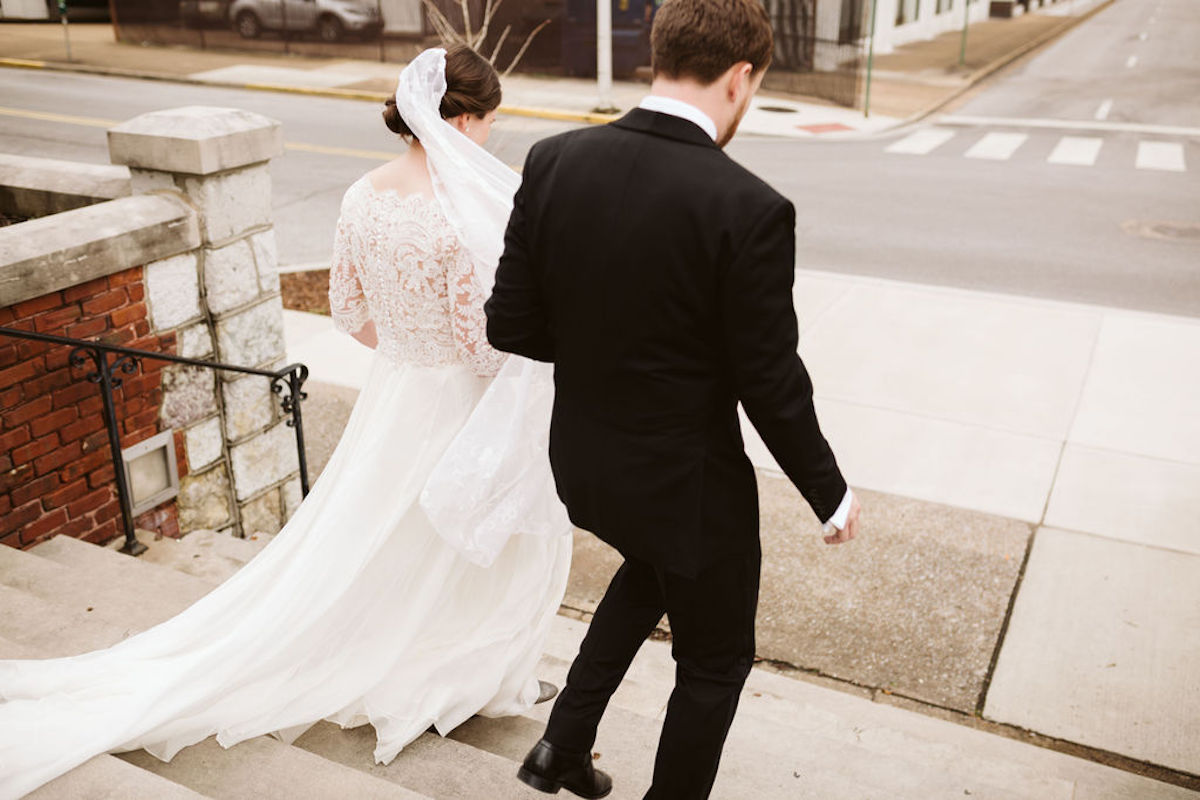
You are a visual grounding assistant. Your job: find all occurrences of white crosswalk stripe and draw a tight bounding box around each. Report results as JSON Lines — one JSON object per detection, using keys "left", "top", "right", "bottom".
{"left": 964, "top": 132, "right": 1028, "bottom": 161}
{"left": 883, "top": 127, "right": 1189, "bottom": 173}
{"left": 1047, "top": 136, "right": 1104, "bottom": 166}
{"left": 1135, "top": 141, "right": 1187, "bottom": 172}
{"left": 885, "top": 127, "right": 956, "bottom": 155}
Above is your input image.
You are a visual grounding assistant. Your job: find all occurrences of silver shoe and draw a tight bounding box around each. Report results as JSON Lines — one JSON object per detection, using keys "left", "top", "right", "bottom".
{"left": 536, "top": 680, "right": 559, "bottom": 704}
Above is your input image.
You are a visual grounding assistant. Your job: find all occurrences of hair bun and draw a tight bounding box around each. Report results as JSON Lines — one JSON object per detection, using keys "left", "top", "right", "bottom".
{"left": 383, "top": 46, "right": 501, "bottom": 142}
{"left": 382, "top": 98, "right": 414, "bottom": 138}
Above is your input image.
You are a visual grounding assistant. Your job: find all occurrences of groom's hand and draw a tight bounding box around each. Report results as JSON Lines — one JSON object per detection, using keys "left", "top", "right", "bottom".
{"left": 823, "top": 495, "right": 861, "bottom": 545}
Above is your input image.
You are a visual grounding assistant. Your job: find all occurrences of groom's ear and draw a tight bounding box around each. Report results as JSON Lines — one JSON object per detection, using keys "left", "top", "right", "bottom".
{"left": 725, "top": 62, "right": 755, "bottom": 102}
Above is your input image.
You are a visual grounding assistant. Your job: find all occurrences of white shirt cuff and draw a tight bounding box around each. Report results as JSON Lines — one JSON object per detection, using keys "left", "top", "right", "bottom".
{"left": 822, "top": 488, "right": 854, "bottom": 533}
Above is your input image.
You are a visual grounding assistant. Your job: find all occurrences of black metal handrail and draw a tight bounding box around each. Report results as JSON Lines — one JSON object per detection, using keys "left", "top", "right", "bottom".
{"left": 0, "top": 326, "right": 310, "bottom": 556}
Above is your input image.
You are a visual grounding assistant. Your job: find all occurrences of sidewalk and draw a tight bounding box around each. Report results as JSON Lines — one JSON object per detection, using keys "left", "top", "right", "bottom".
{"left": 1, "top": 3, "right": 1109, "bottom": 134}
{"left": 282, "top": 265, "right": 1200, "bottom": 786}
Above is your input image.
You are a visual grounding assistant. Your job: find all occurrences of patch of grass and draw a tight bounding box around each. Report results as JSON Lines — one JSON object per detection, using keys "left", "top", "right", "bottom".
{"left": 280, "top": 269, "right": 331, "bottom": 316}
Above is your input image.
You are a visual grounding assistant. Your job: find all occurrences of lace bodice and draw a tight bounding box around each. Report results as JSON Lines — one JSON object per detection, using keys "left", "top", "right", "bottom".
{"left": 328, "top": 178, "right": 507, "bottom": 376}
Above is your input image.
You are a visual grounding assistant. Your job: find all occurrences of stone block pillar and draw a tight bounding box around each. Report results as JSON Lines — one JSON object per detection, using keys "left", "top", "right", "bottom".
{"left": 108, "top": 106, "right": 300, "bottom": 539}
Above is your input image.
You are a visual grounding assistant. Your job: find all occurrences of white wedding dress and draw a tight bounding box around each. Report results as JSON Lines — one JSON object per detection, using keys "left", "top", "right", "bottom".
{"left": 0, "top": 176, "right": 573, "bottom": 799}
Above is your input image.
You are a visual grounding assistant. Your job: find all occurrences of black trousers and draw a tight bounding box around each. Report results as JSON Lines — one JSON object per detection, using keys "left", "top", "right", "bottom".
{"left": 543, "top": 549, "right": 761, "bottom": 800}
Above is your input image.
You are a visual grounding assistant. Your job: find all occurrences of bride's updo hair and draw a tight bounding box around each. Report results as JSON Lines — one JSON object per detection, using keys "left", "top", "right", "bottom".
{"left": 383, "top": 45, "right": 502, "bottom": 139}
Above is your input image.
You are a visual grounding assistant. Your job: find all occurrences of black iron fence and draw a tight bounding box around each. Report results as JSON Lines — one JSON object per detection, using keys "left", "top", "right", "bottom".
{"left": 0, "top": 326, "right": 310, "bottom": 556}
{"left": 106, "top": 0, "right": 868, "bottom": 107}
{"left": 108, "top": 0, "right": 564, "bottom": 73}
{"left": 765, "top": 0, "right": 868, "bottom": 108}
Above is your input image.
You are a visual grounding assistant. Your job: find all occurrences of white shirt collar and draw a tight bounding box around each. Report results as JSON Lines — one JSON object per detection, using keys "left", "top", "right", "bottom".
{"left": 637, "top": 95, "right": 718, "bottom": 142}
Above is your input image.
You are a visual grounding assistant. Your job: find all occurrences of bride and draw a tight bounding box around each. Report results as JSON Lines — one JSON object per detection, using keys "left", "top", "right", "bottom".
{"left": 0, "top": 45, "right": 571, "bottom": 798}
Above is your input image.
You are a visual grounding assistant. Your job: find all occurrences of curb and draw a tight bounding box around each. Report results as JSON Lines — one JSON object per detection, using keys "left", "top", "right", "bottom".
{"left": 0, "top": 55, "right": 616, "bottom": 126}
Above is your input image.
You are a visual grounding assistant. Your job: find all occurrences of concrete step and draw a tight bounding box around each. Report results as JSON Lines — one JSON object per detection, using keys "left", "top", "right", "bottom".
{"left": 0, "top": 538, "right": 207, "bottom": 640}
{"left": 294, "top": 721, "right": 548, "bottom": 800}
{"left": 112, "top": 529, "right": 274, "bottom": 585}
{"left": 26, "top": 753, "right": 214, "bottom": 800}
{"left": 34, "top": 533, "right": 218, "bottom": 597}
{"left": 456, "top": 688, "right": 1046, "bottom": 800}
{"left": 1, "top": 563, "right": 424, "bottom": 800}
{"left": 0, "top": 582, "right": 137, "bottom": 656}
{"left": 118, "top": 734, "right": 431, "bottom": 800}
{"left": 7, "top": 536, "right": 1191, "bottom": 799}
{"left": 0, "top": 591, "right": 214, "bottom": 800}
{"left": 536, "top": 616, "right": 1196, "bottom": 800}
{"left": 0, "top": 632, "right": 38, "bottom": 659}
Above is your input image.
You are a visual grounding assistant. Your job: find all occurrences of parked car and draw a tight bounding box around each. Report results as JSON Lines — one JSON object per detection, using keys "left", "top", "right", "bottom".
{"left": 228, "top": 0, "right": 383, "bottom": 41}
{"left": 180, "top": 0, "right": 233, "bottom": 27}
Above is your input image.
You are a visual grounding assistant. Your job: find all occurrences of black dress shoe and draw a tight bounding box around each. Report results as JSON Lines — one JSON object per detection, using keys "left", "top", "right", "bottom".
{"left": 517, "top": 738, "right": 613, "bottom": 798}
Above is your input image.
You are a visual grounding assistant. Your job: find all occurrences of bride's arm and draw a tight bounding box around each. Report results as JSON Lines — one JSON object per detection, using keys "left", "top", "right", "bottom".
{"left": 484, "top": 163, "right": 554, "bottom": 362}
{"left": 328, "top": 215, "right": 376, "bottom": 348}
{"left": 447, "top": 243, "right": 508, "bottom": 377}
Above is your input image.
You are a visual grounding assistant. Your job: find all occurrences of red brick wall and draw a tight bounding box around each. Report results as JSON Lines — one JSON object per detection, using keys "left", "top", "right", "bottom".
{"left": 0, "top": 267, "right": 183, "bottom": 550}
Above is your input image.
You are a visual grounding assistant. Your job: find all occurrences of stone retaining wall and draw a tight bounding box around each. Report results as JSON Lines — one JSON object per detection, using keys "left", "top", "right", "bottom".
{"left": 1, "top": 106, "right": 301, "bottom": 550}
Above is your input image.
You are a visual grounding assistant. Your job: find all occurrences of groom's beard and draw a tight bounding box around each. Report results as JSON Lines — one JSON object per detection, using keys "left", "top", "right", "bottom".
{"left": 717, "top": 93, "right": 754, "bottom": 148}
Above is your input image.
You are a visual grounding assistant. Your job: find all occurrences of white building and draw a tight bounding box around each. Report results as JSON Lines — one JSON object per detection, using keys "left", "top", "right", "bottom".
{"left": 814, "top": 0, "right": 992, "bottom": 59}
{"left": 0, "top": 0, "right": 53, "bottom": 19}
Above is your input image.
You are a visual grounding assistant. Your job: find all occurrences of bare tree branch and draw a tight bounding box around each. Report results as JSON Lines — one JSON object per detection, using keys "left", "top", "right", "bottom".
{"left": 459, "top": 0, "right": 474, "bottom": 43}
{"left": 419, "top": 0, "right": 542, "bottom": 77}
{"left": 489, "top": 23, "right": 512, "bottom": 64}
{"left": 503, "top": 18, "right": 550, "bottom": 77}
{"left": 420, "top": 0, "right": 467, "bottom": 45}
{"left": 476, "top": 0, "right": 507, "bottom": 48}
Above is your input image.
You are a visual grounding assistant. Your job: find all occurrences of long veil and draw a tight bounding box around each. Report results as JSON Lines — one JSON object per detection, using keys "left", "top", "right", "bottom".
{"left": 401, "top": 48, "right": 570, "bottom": 566}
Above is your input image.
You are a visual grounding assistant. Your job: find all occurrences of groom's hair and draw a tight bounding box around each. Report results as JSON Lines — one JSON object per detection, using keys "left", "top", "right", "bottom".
{"left": 651, "top": 0, "right": 773, "bottom": 85}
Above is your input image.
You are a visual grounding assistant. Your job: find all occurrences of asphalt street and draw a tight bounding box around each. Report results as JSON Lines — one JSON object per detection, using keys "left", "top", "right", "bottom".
{"left": 0, "top": 0, "right": 1196, "bottom": 316}
{"left": 954, "top": 0, "right": 1200, "bottom": 126}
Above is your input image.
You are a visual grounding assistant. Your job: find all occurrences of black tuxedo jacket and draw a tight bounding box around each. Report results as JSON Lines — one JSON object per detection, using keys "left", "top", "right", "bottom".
{"left": 485, "top": 108, "right": 847, "bottom": 576}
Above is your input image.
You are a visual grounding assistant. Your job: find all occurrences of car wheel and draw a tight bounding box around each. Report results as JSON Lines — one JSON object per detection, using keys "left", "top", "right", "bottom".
{"left": 317, "top": 14, "right": 345, "bottom": 42}
{"left": 234, "top": 10, "right": 263, "bottom": 39}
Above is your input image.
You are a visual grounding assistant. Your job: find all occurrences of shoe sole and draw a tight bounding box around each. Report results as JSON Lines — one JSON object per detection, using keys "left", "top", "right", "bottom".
{"left": 516, "top": 767, "right": 613, "bottom": 799}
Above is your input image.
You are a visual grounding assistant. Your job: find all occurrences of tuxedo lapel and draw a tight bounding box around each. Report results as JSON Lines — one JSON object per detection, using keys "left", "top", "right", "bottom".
{"left": 611, "top": 108, "right": 720, "bottom": 150}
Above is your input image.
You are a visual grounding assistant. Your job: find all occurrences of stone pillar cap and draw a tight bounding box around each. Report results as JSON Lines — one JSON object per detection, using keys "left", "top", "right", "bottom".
{"left": 108, "top": 106, "right": 284, "bottom": 176}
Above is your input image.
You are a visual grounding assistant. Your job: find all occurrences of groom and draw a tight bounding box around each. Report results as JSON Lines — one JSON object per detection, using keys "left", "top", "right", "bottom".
{"left": 486, "top": 0, "right": 860, "bottom": 796}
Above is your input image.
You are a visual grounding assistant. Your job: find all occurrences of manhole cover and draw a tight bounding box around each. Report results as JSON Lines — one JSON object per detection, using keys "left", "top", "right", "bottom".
{"left": 758, "top": 105, "right": 798, "bottom": 113}
{"left": 1122, "top": 220, "right": 1200, "bottom": 243}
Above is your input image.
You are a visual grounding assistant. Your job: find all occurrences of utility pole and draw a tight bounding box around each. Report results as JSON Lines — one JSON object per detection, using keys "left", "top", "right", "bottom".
{"left": 863, "top": 0, "right": 878, "bottom": 117}
{"left": 595, "top": 0, "right": 617, "bottom": 113}
{"left": 59, "top": 0, "right": 72, "bottom": 61}
{"left": 377, "top": 0, "right": 385, "bottom": 62}
{"left": 959, "top": 0, "right": 970, "bottom": 67}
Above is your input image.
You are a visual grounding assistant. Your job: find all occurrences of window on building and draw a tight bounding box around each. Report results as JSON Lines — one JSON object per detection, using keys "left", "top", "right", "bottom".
{"left": 936, "top": 0, "right": 952, "bottom": 12}
{"left": 839, "top": 0, "right": 866, "bottom": 42}
{"left": 895, "top": 0, "right": 920, "bottom": 25}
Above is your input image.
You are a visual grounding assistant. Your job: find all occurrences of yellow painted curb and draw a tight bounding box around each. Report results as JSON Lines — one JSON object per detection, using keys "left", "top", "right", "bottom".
{"left": 0, "top": 57, "right": 48, "bottom": 69}
{"left": 241, "top": 82, "right": 389, "bottom": 103}
{"left": 499, "top": 105, "right": 621, "bottom": 125}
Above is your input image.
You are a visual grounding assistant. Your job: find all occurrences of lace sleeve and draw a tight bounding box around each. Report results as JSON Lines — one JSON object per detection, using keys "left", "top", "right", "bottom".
{"left": 328, "top": 215, "right": 371, "bottom": 335}
{"left": 447, "top": 242, "right": 508, "bottom": 377}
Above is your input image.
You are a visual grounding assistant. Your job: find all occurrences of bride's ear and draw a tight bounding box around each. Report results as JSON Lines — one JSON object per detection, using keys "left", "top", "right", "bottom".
{"left": 448, "top": 114, "right": 470, "bottom": 135}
